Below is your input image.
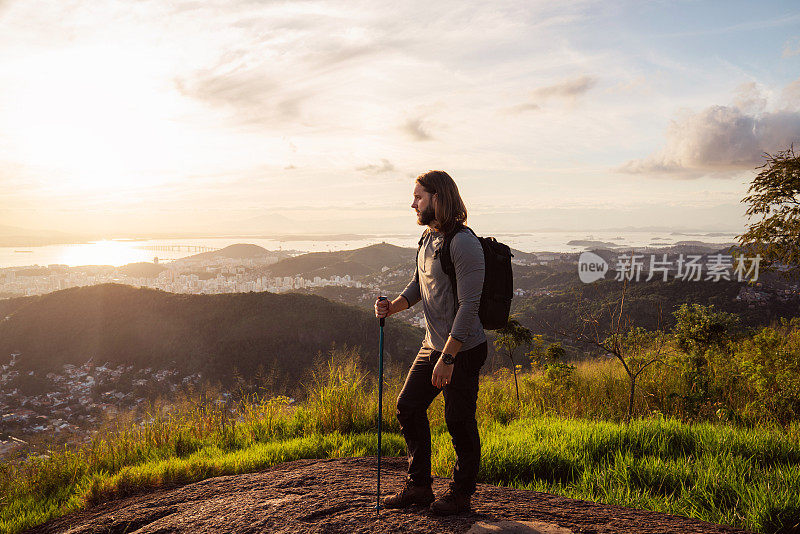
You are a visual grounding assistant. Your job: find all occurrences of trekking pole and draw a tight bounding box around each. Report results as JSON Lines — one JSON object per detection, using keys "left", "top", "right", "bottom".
{"left": 376, "top": 296, "right": 387, "bottom": 512}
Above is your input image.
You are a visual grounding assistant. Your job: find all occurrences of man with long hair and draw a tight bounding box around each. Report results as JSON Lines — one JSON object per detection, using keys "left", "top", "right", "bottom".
{"left": 375, "top": 170, "right": 486, "bottom": 515}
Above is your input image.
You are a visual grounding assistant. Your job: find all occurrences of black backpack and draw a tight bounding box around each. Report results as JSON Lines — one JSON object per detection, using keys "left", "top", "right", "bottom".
{"left": 416, "top": 225, "right": 513, "bottom": 330}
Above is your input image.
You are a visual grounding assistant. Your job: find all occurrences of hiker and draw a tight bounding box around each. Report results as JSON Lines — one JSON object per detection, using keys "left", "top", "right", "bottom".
{"left": 374, "top": 170, "right": 487, "bottom": 515}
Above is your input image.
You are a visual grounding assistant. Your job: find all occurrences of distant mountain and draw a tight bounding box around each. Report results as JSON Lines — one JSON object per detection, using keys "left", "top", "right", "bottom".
{"left": 180, "top": 243, "right": 274, "bottom": 262}
{"left": 263, "top": 243, "right": 415, "bottom": 278}
{"left": 0, "top": 224, "right": 90, "bottom": 247}
{"left": 0, "top": 224, "right": 79, "bottom": 237}
{"left": 566, "top": 240, "right": 621, "bottom": 248}
{"left": 671, "top": 240, "right": 738, "bottom": 249}
{"left": 509, "top": 248, "right": 541, "bottom": 264}
{"left": 217, "top": 210, "right": 413, "bottom": 235}
{"left": 263, "top": 242, "right": 546, "bottom": 278}
{"left": 0, "top": 284, "right": 422, "bottom": 388}
{"left": 0, "top": 224, "right": 34, "bottom": 235}
{"left": 117, "top": 262, "right": 168, "bottom": 278}
{"left": 230, "top": 212, "right": 311, "bottom": 234}
{"left": 582, "top": 241, "right": 741, "bottom": 257}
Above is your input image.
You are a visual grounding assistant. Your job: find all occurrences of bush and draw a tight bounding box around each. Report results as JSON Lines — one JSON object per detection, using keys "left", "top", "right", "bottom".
{"left": 544, "top": 362, "right": 576, "bottom": 388}
{"left": 729, "top": 320, "right": 800, "bottom": 424}
{"left": 673, "top": 304, "right": 739, "bottom": 417}
{"left": 305, "top": 347, "right": 372, "bottom": 434}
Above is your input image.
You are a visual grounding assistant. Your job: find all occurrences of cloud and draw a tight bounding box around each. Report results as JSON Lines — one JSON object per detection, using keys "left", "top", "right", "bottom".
{"left": 403, "top": 118, "right": 432, "bottom": 141}
{"left": 356, "top": 159, "right": 395, "bottom": 174}
{"left": 618, "top": 83, "right": 800, "bottom": 177}
{"left": 169, "top": 7, "right": 408, "bottom": 130}
{"left": 508, "top": 75, "right": 596, "bottom": 113}
{"left": 175, "top": 67, "right": 274, "bottom": 109}
{"left": 732, "top": 82, "right": 767, "bottom": 114}
{"left": 174, "top": 64, "right": 314, "bottom": 127}
{"left": 532, "top": 75, "right": 597, "bottom": 100}
{"left": 783, "top": 37, "right": 800, "bottom": 58}
{"left": 505, "top": 102, "right": 541, "bottom": 114}
{"left": 781, "top": 78, "right": 800, "bottom": 109}
{"left": 303, "top": 42, "right": 393, "bottom": 69}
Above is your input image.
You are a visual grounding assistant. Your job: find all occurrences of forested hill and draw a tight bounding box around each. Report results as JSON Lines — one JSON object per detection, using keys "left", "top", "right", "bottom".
{"left": 0, "top": 284, "right": 422, "bottom": 384}
{"left": 180, "top": 243, "right": 273, "bottom": 261}
{"left": 262, "top": 242, "right": 415, "bottom": 278}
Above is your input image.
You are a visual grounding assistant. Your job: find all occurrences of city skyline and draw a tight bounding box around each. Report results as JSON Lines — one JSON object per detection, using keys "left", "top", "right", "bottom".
{"left": 1, "top": 1, "right": 800, "bottom": 237}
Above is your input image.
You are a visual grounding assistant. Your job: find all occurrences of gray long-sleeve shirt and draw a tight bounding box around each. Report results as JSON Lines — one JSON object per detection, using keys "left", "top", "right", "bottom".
{"left": 401, "top": 227, "right": 486, "bottom": 353}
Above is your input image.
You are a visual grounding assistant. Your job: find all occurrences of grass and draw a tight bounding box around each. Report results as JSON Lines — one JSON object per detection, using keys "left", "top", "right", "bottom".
{"left": 0, "top": 431, "right": 407, "bottom": 533}
{"left": 469, "top": 417, "right": 800, "bottom": 532}
{"left": 2, "top": 352, "right": 799, "bottom": 534}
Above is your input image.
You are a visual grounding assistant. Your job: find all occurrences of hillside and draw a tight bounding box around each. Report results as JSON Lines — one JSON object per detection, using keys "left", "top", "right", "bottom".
{"left": 0, "top": 225, "right": 90, "bottom": 248}
{"left": 0, "top": 284, "right": 422, "bottom": 388}
{"left": 263, "top": 242, "right": 415, "bottom": 278}
{"left": 511, "top": 262, "right": 800, "bottom": 347}
{"left": 116, "top": 262, "right": 168, "bottom": 278}
{"left": 509, "top": 248, "right": 539, "bottom": 263}
{"left": 180, "top": 243, "right": 273, "bottom": 261}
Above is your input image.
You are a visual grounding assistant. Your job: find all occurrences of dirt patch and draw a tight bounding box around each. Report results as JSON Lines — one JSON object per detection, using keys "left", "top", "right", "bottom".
{"left": 25, "top": 456, "right": 752, "bottom": 533}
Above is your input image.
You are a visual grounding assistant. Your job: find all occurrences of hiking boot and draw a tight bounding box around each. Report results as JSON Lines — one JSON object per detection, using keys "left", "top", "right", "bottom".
{"left": 383, "top": 480, "right": 435, "bottom": 508}
{"left": 429, "top": 485, "right": 471, "bottom": 515}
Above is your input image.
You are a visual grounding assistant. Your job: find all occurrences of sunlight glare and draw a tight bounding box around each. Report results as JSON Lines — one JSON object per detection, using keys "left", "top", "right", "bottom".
{"left": 3, "top": 45, "right": 185, "bottom": 193}
{"left": 58, "top": 240, "right": 153, "bottom": 267}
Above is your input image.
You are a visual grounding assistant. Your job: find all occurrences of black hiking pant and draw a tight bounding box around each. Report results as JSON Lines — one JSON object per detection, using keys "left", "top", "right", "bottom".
{"left": 396, "top": 341, "right": 487, "bottom": 495}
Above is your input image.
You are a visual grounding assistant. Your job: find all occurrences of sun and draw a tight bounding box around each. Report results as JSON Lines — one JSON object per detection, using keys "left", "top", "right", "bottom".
{"left": 58, "top": 240, "right": 147, "bottom": 267}
{"left": 2, "top": 45, "right": 185, "bottom": 194}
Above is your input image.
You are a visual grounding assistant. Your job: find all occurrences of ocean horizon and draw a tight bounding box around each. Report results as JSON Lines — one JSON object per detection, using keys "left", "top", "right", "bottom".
{"left": 0, "top": 230, "right": 742, "bottom": 269}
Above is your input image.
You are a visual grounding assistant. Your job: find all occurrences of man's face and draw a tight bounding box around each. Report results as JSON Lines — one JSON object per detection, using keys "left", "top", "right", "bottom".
{"left": 412, "top": 182, "right": 436, "bottom": 227}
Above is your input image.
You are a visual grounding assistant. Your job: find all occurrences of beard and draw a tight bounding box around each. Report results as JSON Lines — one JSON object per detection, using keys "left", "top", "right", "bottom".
{"left": 417, "top": 204, "right": 436, "bottom": 226}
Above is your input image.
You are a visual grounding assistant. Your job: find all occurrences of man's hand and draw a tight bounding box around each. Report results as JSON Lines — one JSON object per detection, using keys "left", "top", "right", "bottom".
{"left": 375, "top": 296, "right": 410, "bottom": 319}
{"left": 431, "top": 356, "right": 454, "bottom": 389}
{"left": 375, "top": 297, "right": 391, "bottom": 319}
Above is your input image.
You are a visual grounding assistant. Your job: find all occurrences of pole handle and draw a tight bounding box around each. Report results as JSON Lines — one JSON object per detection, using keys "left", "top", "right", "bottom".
{"left": 378, "top": 295, "right": 388, "bottom": 327}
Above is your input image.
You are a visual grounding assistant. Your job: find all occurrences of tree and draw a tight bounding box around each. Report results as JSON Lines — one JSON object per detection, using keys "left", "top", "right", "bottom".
{"left": 540, "top": 279, "right": 674, "bottom": 421}
{"left": 541, "top": 342, "right": 576, "bottom": 388}
{"left": 494, "top": 318, "right": 533, "bottom": 405}
{"left": 526, "top": 334, "right": 547, "bottom": 368}
{"left": 737, "top": 147, "right": 800, "bottom": 276}
{"left": 672, "top": 303, "right": 738, "bottom": 356}
{"left": 545, "top": 343, "right": 566, "bottom": 362}
{"left": 672, "top": 303, "right": 738, "bottom": 415}
{"left": 602, "top": 326, "right": 672, "bottom": 421}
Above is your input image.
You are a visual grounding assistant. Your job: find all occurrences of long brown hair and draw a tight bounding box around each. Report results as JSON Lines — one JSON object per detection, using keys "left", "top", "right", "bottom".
{"left": 416, "top": 170, "right": 467, "bottom": 234}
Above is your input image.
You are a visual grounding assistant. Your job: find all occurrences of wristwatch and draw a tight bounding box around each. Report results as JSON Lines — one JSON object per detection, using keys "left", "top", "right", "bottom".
{"left": 441, "top": 353, "right": 455, "bottom": 365}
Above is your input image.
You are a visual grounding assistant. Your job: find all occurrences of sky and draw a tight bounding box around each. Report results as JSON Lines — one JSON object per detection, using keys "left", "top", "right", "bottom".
{"left": 1, "top": 0, "right": 799, "bottom": 237}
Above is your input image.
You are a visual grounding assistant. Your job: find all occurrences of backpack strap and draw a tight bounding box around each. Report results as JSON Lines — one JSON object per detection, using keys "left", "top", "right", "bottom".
{"left": 440, "top": 224, "right": 473, "bottom": 312}
{"left": 414, "top": 229, "right": 426, "bottom": 286}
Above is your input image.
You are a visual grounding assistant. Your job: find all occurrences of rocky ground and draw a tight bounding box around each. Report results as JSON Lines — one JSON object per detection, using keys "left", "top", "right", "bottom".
{"left": 26, "top": 456, "right": 752, "bottom": 533}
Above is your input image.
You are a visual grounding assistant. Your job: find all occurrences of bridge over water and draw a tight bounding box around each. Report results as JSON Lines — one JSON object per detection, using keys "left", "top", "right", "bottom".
{"left": 137, "top": 244, "right": 219, "bottom": 254}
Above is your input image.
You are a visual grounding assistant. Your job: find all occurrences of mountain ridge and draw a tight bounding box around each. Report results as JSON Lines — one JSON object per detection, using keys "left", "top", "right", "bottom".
{"left": 262, "top": 242, "right": 415, "bottom": 278}
{"left": 0, "top": 284, "right": 422, "bottom": 388}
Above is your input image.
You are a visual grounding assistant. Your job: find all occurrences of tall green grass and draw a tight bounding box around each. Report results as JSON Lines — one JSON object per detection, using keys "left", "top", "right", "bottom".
{"left": 468, "top": 418, "right": 800, "bottom": 532}
{"left": 1, "top": 351, "right": 799, "bottom": 534}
